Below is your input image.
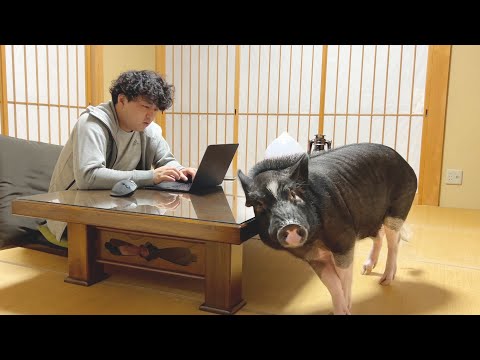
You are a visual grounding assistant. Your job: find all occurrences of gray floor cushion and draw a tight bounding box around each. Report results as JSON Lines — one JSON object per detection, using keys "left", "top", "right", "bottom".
{"left": 0, "top": 135, "right": 62, "bottom": 247}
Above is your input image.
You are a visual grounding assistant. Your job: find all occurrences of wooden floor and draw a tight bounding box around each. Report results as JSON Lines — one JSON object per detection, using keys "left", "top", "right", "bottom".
{"left": 1, "top": 204, "right": 480, "bottom": 315}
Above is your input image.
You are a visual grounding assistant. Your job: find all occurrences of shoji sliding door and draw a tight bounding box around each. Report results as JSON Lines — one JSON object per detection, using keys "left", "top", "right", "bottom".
{"left": 0, "top": 45, "right": 87, "bottom": 146}
{"left": 161, "top": 45, "right": 431, "bottom": 199}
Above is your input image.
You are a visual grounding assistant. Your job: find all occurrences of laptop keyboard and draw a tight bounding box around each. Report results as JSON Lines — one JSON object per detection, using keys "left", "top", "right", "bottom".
{"left": 157, "top": 182, "right": 192, "bottom": 191}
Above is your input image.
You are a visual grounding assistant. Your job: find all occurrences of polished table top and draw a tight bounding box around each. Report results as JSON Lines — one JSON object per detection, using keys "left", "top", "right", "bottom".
{"left": 16, "top": 186, "right": 255, "bottom": 226}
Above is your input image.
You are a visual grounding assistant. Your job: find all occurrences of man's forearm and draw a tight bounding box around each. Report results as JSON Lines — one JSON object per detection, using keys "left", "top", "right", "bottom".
{"left": 75, "top": 168, "right": 154, "bottom": 189}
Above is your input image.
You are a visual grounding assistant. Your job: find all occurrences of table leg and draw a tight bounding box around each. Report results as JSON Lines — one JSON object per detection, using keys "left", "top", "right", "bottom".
{"left": 64, "top": 223, "right": 109, "bottom": 286}
{"left": 200, "top": 242, "right": 246, "bottom": 315}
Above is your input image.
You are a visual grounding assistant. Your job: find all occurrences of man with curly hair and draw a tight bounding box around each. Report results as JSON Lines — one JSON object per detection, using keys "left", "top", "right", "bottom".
{"left": 41, "top": 70, "right": 196, "bottom": 246}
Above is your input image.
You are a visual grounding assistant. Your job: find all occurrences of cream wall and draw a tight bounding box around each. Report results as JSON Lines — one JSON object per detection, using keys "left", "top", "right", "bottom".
{"left": 440, "top": 45, "right": 480, "bottom": 209}
{"left": 102, "top": 45, "right": 156, "bottom": 103}
{"left": 99, "top": 45, "right": 480, "bottom": 210}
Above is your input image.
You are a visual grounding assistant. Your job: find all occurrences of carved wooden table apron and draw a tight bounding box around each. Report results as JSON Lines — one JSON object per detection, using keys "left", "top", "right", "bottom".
{"left": 12, "top": 188, "right": 258, "bottom": 315}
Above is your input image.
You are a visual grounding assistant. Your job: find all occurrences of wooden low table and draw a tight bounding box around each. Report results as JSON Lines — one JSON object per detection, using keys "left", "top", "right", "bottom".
{"left": 12, "top": 186, "right": 258, "bottom": 314}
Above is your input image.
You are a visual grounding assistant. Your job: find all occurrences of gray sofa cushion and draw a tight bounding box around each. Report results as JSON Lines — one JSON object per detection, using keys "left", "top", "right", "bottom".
{"left": 0, "top": 135, "right": 63, "bottom": 247}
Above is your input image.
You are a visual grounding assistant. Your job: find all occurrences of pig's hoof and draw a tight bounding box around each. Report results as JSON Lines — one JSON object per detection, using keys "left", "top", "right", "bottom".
{"left": 379, "top": 277, "right": 393, "bottom": 285}
{"left": 332, "top": 305, "right": 351, "bottom": 315}
{"left": 379, "top": 268, "right": 396, "bottom": 285}
{"left": 333, "top": 309, "right": 351, "bottom": 315}
{"left": 361, "top": 259, "right": 376, "bottom": 275}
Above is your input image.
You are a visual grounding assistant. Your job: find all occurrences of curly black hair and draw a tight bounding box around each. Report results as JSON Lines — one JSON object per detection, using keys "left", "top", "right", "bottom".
{"left": 109, "top": 70, "right": 175, "bottom": 111}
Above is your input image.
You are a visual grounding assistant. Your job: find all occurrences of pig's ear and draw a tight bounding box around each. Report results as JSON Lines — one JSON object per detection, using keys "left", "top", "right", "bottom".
{"left": 238, "top": 169, "right": 254, "bottom": 207}
{"left": 289, "top": 152, "right": 309, "bottom": 184}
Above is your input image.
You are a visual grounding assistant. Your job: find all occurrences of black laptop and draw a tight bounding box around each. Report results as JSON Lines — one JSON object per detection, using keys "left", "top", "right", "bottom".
{"left": 145, "top": 144, "right": 238, "bottom": 193}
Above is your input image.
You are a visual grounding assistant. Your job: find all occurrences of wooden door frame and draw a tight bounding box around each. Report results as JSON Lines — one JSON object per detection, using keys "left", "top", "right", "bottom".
{"left": 418, "top": 45, "right": 452, "bottom": 206}
{"left": 86, "top": 45, "right": 104, "bottom": 106}
{"left": 0, "top": 45, "right": 8, "bottom": 135}
{"left": 155, "top": 45, "right": 167, "bottom": 134}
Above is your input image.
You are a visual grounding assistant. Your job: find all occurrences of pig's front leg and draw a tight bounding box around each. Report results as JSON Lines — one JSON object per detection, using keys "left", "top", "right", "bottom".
{"left": 332, "top": 247, "right": 355, "bottom": 311}
{"left": 309, "top": 252, "right": 350, "bottom": 315}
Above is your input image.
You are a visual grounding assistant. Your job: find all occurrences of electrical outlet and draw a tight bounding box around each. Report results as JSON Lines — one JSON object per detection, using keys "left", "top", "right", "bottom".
{"left": 446, "top": 169, "right": 463, "bottom": 185}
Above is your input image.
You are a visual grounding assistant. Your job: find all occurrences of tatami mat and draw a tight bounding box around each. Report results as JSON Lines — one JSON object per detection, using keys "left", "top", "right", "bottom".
{"left": 1, "top": 204, "right": 480, "bottom": 315}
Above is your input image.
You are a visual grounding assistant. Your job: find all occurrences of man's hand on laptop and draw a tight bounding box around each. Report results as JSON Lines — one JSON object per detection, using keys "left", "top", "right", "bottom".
{"left": 179, "top": 167, "right": 197, "bottom": 182}
{"left": 153, "top": 166, "right": 186, "bottom": 184}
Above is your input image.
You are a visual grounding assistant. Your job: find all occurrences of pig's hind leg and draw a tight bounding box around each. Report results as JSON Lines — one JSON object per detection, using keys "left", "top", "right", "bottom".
{"left": 362, "top": 226, "right": 385, "bottom": 275}
{"left": 379, "top": 186, "right": 415, "bottom": 285}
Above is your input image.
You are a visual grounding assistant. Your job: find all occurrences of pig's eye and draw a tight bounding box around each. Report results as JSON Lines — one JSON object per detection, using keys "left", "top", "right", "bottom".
{"left": 254, "top": 200, "right": 266, "bottom": 212}
{"left": 288, "top": 190, "right": 296, "bottom": 200}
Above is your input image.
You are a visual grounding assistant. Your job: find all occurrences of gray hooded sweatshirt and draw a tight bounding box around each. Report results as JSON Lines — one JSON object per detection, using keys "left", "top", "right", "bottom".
{"left": 46, "top": 101, "right": 183, "bottom": 241}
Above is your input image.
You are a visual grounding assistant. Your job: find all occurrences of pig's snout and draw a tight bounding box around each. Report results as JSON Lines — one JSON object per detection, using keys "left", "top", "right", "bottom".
{"left": 278, "top": 224, "right": 308, "bottom": 248}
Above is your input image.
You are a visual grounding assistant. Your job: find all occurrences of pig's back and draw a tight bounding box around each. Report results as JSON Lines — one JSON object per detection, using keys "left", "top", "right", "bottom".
{"left": 310, "top": 143, "right": 415, "bottom": 183}
{"left": 309, "top": 143, "right": 417, "bottom": 238}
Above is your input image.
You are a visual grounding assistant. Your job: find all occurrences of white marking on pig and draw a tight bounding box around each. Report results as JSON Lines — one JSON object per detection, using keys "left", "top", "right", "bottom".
{"left": 384, "top": 217, "right": 404, "bottom": 231}
{"left": 266, "top": 180, "right": 278, "bottom": 199}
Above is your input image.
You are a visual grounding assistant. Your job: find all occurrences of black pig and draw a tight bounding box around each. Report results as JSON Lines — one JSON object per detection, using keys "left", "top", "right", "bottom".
{"left": 238, "top": 143, "right": 417, "bottom": 314}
